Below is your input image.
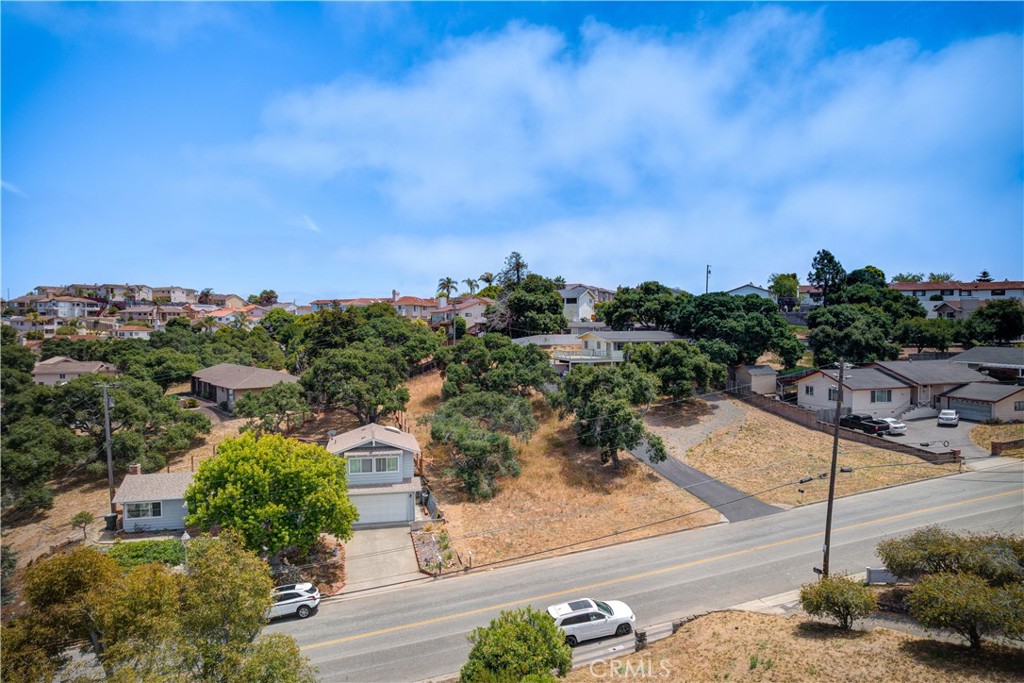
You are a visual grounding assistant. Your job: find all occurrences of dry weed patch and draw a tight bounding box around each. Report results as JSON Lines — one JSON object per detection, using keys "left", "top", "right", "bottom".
{"left": 970, "top": 423, "right": 1024, "bottom": 458}
{"left": 564, "top": 611, "right": 1024, "bottom": 683}
{"left": 680, "top": 400, "right": 958, "bottom": 507}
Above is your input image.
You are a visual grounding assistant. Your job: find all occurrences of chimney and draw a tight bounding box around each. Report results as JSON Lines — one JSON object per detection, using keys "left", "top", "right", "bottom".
{"left": 127, "top": 463, "right": 142, "bottom": 475}
{"left": 392, "top": 289, "right": 399, "bottom": 302}
{"left": 438, "top": 297, "right": 448, "bottom": 309}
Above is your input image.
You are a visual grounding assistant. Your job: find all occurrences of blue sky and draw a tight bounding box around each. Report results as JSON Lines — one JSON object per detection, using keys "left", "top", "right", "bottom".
{"left": 3, "top": 2, "right": 1022, "bottom": 304}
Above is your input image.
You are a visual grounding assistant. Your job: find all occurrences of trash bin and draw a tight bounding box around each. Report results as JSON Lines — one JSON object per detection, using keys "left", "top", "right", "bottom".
{"left": 104, "top": 513, "right": 118, "bottom": 531}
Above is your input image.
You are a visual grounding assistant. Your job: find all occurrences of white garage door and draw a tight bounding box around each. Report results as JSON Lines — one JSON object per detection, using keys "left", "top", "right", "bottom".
{"left": 949, "top": 399, "right": 992, "bottom": 422}
{"left": 351, "top": 493, "right": 411, "bottom": 525}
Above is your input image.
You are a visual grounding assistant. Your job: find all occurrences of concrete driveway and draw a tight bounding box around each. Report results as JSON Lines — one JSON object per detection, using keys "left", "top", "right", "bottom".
{"left": 896, "top": 416, "right": 989, "bottom": 461}
{"left": 342, "top": 527, "right": 425, "bottom": 594}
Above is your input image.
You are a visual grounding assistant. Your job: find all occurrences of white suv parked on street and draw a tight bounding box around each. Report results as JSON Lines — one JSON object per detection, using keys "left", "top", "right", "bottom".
{"left": 269, "top": 583, "right": 320, "bottom": 620}
{"left": 546, "top": 598, "right": 635, "bottom": 646}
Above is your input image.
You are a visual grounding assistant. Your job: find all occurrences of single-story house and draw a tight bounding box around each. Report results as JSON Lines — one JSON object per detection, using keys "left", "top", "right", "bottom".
{"left": 938, "top": 383, "right": 1024, "bottom": 422}
{"left": 867, "top": 360, "right": 996, "bottom": 408}
{"left": 553, "top": 330, "right": 683, "bottom": 366}
{"left": 112, "top": 470, "right": 193, "bottom": 532}
{"left": 190, "top": 363, "right": 299, "bottom": 411}
{"left": 113, "top": 324, "right": 152, "bottom": 340}
{"left": 326, "top": 424, "right": 422, "bottom": 527}
{"left": 726, "top": 284, "right": 776, "bottom": 301}
{"left": 730, "top": 365, "right": 778, "bottom": 396}
{"left": 796, "top": 367, "right": 912, "bottom": 419}
{"left": 951, "top": 346, "right": 1024, "bottom": 383}
{"left": 32, "top": 356, "right": 117, "bottom": 386}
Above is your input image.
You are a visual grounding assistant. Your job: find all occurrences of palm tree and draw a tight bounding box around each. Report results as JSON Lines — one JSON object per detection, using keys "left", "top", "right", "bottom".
{"left": 198, "top": 288, "right": 213, "bottom": 304}
{"left": 479, "top": 272, "right": 495, "bottom": 287}
{"left": 462, "top": 278, "right": 478, "bottom": 295}
{"left": 553, "top": 276, "right": 567, "bottom": 288}
{"left": 437, "top": 277, "right": 459, "bottom": 298}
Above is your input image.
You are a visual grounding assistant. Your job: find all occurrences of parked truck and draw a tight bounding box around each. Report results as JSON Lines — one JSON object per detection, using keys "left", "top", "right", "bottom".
{"left": 839, "top": 413, "right": 891, "bottom": 435}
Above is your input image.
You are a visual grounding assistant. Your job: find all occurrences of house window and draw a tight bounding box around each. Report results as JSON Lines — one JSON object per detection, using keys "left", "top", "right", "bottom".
{"left": 126, "top": 502, "right": 162, "bottom": 519}
{"left": 565, "top": 297, "right": 578, "bottom": 304}
{"left": 1014, "top": 401, "right": 1024, "bottom": 412}
{"left": 941, "top": 289, "right": 954, "bottom": 296}
{"left": 348, "top": 458, "right": 374, "bottom": 474}
{"left": 913, "top": 290, "right": 925, "bottom": 297}
{"left": 374, "top": 456, "right": 399, "bottom": 473}
{"left": 992, "top": 290, "right": 1005, "bottom": 296}
{"left": 870, "top": 390, "right": 892, "bottom": 403}
{"left": 804, "top": 386, "right": 814, "bottom": 396}
{"left": 828, "top": 388, "right": 840, "bottom": 402}
{"left": 960, "top": 290, "right": 973, "bottom": 296}
{"left": 59, "top": 374, "right": 66, "bottom": 380}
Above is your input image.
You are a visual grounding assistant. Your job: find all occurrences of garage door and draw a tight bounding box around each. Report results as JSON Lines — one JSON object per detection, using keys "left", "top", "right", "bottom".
{"left": 949, "top": 399, "right": 992, "bottom": 422}
{"left": 351, "top": 493, "right": 411, "bottom": 525}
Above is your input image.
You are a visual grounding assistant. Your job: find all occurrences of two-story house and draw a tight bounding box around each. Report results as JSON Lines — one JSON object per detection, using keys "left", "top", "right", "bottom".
{"left": 890, "top": 280, "right": 1024, "bottom": 319}
{"left": 152, "top": 286, "right": 198, "bottom": 304}
{"left": 389, "top": 291, "right": 438, "bottom": 322}
{"left": 327, "top": 424, "right": 422, "bottom": 527}
{"left": 429, "top": 296, "right": 493, "bottom": 331}
{"left": 32, "top": 356, "right": 117, "bottom": 386}
{"left": 34, "top": 296, "right": 104, "bottom": 319}
{"left": 558, "top": 285, "right": 598, "bottom": 323}
{"left": 552, "top": 330, "right": 683, "bottom": 367}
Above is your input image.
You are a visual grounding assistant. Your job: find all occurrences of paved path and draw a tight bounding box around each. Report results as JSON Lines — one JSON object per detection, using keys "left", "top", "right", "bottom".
{"left": 632, "top": 394, "right": 782, "bottom": 523}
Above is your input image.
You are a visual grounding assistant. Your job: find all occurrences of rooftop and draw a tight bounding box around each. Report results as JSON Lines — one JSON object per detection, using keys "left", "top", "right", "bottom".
{"left": 112, "top": 471, "right": 194, "bottom": 503}
{"left": 941, "top": 382, "right": 1024, "bottom": 403}
{"left": 872, "top": 360, "right": 996, "bottom": 386}
{"left": 327, "top": 423, "right": 421, "bottom": 455}
{"left": 192, "top": 363, "right": 298, "bottom": 390}
{"left": 817, "top": 367, "right": 911, "bottom": 391}
{"left": 952, "top": 346, "right": 1024, "bottom": 369}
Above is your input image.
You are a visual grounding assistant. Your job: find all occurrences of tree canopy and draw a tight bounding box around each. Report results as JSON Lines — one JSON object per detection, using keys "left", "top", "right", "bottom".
{"left": 185, "top": 434, "right": 358, "bottom": 555}
{"left": 437, "top": 334, "right": 556, "bottom": 400}
{"left": 486, "top": 273, "right": 567, "bottom": 337}
{"left": 624, "top": 341, "right": 726, "bottom": 400}
{"left": 460, "top": 607, "right": 572, "bottom": 682}
{"left": 234, "top": 381, "right": 311, "bottom": 435}
{"left": 807, "top": 249, "right": 847, "bottom": 305}
{"left": 301, "top": 341, "right": 410, "bottom": 425}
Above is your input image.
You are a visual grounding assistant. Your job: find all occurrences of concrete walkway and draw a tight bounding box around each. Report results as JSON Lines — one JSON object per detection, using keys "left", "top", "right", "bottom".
{"left": 632, "top": 394, "right": 782, "bottom": 523}
{"left": 342, "top": 527, "right": 425, "bottom": 594}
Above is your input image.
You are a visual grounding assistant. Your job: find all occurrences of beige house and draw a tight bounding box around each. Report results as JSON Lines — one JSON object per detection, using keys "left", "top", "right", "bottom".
{"left": 938, "top": 384, "right": 1024, "bottom": 422}
{"left": 113, "top": 325, "right": 153, "bottom": 340}
{"left": 553, "top": 330, "right": 682, "bottom": 365}
{"left": 32, "top": 356, "right": 117, "bottom": 386}
{"left": 190, "top": 363, "right": 299, "bottom": 411}
{"left": 152, "top": 287, "right": 198, "bottom": 304}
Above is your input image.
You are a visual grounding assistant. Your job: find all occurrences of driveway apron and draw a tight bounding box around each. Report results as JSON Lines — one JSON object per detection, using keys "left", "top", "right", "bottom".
{"left": 342, "top": 527, "right": 424, "bottom": 593}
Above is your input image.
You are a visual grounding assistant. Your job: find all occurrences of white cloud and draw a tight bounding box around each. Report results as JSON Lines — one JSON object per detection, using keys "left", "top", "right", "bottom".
{"left": 300, "top": 214, "right": 321, "bottom": 234}
{"left": 1, "top": 180, "right": 26, "bottom": 197}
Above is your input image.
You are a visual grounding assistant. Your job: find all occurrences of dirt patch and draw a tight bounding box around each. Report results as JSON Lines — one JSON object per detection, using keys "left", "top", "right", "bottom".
{"left": 409, "top": 371, "right": 720, "bottom": 568}
{"left": 970, "top": 423, "right": 1024, "bottom": 458}
{"left": 681, "top": 399, "right": 959, "bottom": 507}
{"left": 564, "top": 610, "right": 1024, "bottom": 683}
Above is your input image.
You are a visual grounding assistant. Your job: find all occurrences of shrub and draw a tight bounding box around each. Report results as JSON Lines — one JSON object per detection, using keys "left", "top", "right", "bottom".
{"left": 800, "top": 574, "right": 877, "bottom": 630}
{"left": 106, "top": 539, "right": 186, "bottom": 569}
{"left": 182, "top": 397, "right": 200, "bottom": 409}
{"left": 1, "top": 545, "right": 18, "bottom": 605}
{"left": 460, "top": 606, "right": 572, "bottom": 682}
{"left": 908, "top": 572, "right": 1020, "bottom": 650}
{"left": 877, "top": 526, "right": 1024, "bottom": 586}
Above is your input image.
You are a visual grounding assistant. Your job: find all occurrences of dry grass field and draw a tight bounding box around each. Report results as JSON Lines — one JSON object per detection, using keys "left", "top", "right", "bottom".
{"left": 563, "top": 611, "right": 1024, "bottom": 683}
{"left": 406, "top": 372, "right": 721, "bottom": 567}
{"left": 670, "top": 399, "right": 959, "bottom": 508}
{"left": 970, "top": 423, "right": 1024, "bottom": 458}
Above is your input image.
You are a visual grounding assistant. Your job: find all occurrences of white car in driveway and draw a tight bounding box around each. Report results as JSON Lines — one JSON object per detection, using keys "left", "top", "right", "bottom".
{"left": 547, "top": 598, "right": 635, "bottom": 647}
{"left": 269, "top": 583, "right": 320, "bottom": 620}
{"left": 880, "top": 417, "right": 907, "bottom": 435}
{"left": 937, "top": 410, "right": 960, "bottom": 427}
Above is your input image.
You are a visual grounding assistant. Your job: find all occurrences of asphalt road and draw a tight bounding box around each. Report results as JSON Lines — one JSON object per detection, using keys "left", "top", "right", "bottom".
{"left": 266, "top": 462, "right": 1024, "bottom": 683}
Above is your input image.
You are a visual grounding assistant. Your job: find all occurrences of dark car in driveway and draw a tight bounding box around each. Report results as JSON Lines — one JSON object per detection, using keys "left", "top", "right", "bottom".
{"left": 840, "top": 413, "right": 890, "bottom": 435}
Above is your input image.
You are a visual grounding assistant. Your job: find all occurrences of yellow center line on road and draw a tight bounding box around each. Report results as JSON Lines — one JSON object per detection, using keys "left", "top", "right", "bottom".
{"left": 300, "top": 487, "right": 1023, "bottom": 651}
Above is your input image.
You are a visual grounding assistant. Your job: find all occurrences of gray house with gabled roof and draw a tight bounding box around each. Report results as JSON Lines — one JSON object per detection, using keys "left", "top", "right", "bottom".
{"left": 191, "top": 363, "right": 299, "bottom": 411}
{"left": 868, "top": 360, "right": 996, "bottom": 408}
{"left": 327, "top": 424, "right": 422, "bottom": 527}
{"left": 951, "top": 346, "right": 1024, "bottom": 382}
{"left": 113, "top": 471, "right": 193, "bottom": 532}
{"left": 939, "top": 383, "right": 1024, "bottom": 422}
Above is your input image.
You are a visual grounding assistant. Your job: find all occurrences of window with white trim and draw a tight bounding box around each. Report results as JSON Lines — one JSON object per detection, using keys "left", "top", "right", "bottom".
{"left": 126, "top": 502, "right": 162, "bottom": 518}
{"left": 347, "top": 455, "right": 400, "bottom": 475}
{"left": 1014, "top": 401, "right": 1024, "bottom": 411}
{"left": 375, "top": 456, "right": 400, "bottom": 473}
{"left": 804, "top": 385, "right": 814, "bottom": 396}
{"left": 870, "top": 390, "right": 892, "bottom": 403}
{"left": 828, "top": 388, "right": 840, "bottom": 401}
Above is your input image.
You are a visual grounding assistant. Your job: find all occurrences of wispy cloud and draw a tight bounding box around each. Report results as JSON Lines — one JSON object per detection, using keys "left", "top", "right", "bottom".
{"left": 1, "top": 180, "right": 27, "bottom": 197}
{"left": 300, "top": 214, "right": 321, "bottom": 233}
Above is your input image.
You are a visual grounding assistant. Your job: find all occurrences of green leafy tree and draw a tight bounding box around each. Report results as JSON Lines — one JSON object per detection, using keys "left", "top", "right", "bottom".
{"left": 486, "top": 273, "right": 567, "bottom": 337}
{"left": 975, "top": 270, "right": 995, "bottom": 282}
{"left": 799, "top": 575, "right": 876, "bottom": 630}
{"left": 301, "top": 342, "right": 410, "bottom": 424}
{"left": 247, "top": 289, "right": 279, "bottom": 306}
{"left": 1, "top": 545, "right": 19, "bottom": 605}
{"left": 927, "top": 272, "right": 955, "bottom": 282}
{"left": 807, "top": 304, "right": 900, "bottom": 365}
{"left": 908, "top": 572, "right": 1017, "bottom": 650}
{"left": 554, "top": 364, "right": 668, "bottom": 468}
{"left": 70, "top": 511, "right": 94, "bottom": 540}
{"left": 497, "top": 251, "right": 529, "bottom": 289}
{"left": 891, "top": 272, "right": 924, "bottom": 283}
{"left": 969, "top": 299, "right": 1024, "bottom": 345}
{"left": 234, "top": 633, "right": 319, "bottom": 683}
{"left": 460, "top": 607, "right": 572, "bottom": 683}
{"left": 437, "top": 334, "right": 555, "bottom": 399}
{"left": 675, "top": 293, "right": 802, "bottom": 368}
{"left": 356, "top": 314, "right": 441, "bottom": 367}
{"left": 599, "top": 281, "right": 681, "bottom": 331}
{"left": 234, "top": 381, "right": 312, "bottom": 435}
{"left": 625, "top": 341, "right": 725, "bottom": 400}
{"left": 197, "top": 288, "right": 214, "bottom": 304}
{"left": 768, "top": 272, "right": 799, "bottom": 309}
{"left": 896, "top": 317, "right": 957, "bottom": 353}
{"left": 185, "top": 434, "right": 358, "bottom": 555}
{"left": 807, "top": 249, "right": 847, "bottom": 305}
{"left": 300, "top": 308, "right": 366, "bottom": 364}
{"left": 259, "top": 308, "right": 299, "bottom": 343}
{"left": 428, "top": 392, "right": 537, "bottom": 499}
{"left": 845, "top": 265, "right": 887, "bottom": 289}
{"left": 877, "top": 527, "right": 1024, "bottom": 586}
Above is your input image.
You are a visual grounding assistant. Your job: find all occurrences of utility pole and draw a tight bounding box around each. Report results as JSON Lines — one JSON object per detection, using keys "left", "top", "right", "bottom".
{"left": 99, "top": 384, "right": 118, "bottom": 513}
{"left": 820, "top": 361, "right": 844, "bottom": 577}
{"left": 705, "top": 265, "right": 711, "bottom": 294}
